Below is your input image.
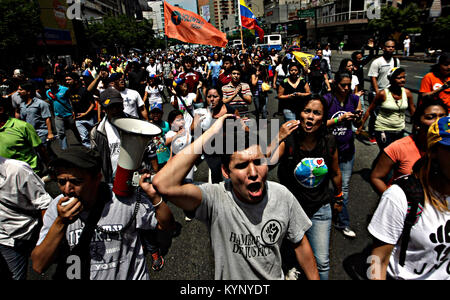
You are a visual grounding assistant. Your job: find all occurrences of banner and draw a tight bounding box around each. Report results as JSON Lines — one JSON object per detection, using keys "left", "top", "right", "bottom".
{"left": 239, "top": 0, "right": 264, "bottom": 39}
{"left": 164, "top": 1, "right": 227, "bottom": 48}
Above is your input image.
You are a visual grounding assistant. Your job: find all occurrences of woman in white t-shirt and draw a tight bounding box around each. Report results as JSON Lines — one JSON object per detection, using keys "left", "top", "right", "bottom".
{"left": 323, "top": 44, "right": 332, "bottom": 72}
{"left": 338, "top": 58, "right": 362, "bottom": 95}
{"left": 165, "top": 110, "right": 194, "bottom": 182}
{"left": 368, "top": 117, "right": 450, "bottom": 280}
{"left": 170, "top": 78, "right": 199, "bottom": 131}
{"left": 143, "top": 74, "right": 165, "bottom": 108}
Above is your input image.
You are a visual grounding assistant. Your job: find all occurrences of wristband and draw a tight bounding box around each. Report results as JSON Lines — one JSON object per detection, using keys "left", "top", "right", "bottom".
{"left": 334, "top": 117, "right": 339, "bottom": 124}
{"left": 153, "top": 198, "right": 163, "bottom": 208}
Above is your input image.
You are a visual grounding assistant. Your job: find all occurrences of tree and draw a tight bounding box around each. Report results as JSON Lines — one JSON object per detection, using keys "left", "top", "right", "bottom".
{"left": 85, "top": 15, "right": 156, "bottom": 52}
{"left": 0, "top": 0, "right": 43, "bottom": 64}
{"left": 368, "top": 4, "right": 422, "bottom": 42}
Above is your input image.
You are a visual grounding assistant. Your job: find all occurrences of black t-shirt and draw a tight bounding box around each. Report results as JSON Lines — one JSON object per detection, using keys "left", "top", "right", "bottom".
{"left": 278, "top": 133, "right": 337, "bottom": 217}
{"left": 280, "top": 77, "right": 308, "bottom": 112}
{"left": 67, "top": 86, "right": 94, "bottom": 119}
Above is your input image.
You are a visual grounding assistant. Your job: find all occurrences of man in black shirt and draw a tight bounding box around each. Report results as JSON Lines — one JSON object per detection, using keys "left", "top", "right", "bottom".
{"left": 65, "top": 72, "right": 95, "bottom": 148}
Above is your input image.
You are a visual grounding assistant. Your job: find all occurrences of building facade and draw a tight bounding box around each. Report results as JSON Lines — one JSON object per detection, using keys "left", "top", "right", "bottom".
{"left": 143, "top": 1, "right": 165, "bottom": 38}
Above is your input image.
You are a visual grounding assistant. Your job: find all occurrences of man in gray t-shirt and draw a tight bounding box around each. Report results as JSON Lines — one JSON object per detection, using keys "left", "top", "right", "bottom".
{"left": 153, "top": 114, "right": 319, "bottom": 280}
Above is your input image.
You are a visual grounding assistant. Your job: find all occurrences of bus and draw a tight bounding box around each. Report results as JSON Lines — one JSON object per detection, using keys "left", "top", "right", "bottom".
{"left": 256, "top": 34, "right": 282, "bottom": 51}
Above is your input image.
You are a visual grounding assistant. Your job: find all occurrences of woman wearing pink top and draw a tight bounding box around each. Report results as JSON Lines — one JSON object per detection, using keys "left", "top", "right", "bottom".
{"left": 370, "top": 97, "right": 447, "bottom": 195}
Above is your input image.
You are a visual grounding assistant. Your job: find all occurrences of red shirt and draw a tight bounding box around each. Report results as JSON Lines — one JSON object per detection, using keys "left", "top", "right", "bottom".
{"left": 177, "top": 70, "right": 201, "bottom": 94}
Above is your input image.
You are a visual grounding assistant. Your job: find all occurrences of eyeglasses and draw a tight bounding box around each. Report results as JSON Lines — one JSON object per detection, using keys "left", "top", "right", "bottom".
{"left": 57, "top": 178, "right": 84, "bottom": 186}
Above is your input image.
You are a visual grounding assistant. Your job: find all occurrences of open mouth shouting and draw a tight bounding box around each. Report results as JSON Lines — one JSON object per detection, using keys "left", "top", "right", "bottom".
{"left": 247, "top": 181, "right": 264, "bottom": 199}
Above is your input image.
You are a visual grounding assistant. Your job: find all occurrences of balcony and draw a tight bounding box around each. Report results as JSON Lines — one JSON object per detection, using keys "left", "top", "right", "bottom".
{"left": 307, "top": 10, "right": 369, "bottom": 28}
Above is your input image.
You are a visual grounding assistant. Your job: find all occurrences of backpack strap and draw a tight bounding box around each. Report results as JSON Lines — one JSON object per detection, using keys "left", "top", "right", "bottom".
{"left": 393, "top": 175, "right": 425, "bottom": 267}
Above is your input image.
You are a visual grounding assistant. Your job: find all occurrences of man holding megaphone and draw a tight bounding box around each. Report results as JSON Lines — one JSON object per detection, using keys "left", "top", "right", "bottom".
{"left": 90, "top": 87, "right": 169, "bottom": 271}
{"left": 31, "top": 145, "right": 174, "bottom": 280}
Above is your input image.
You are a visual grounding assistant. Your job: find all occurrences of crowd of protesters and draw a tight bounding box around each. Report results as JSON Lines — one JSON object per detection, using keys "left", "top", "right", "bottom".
{"left": 0, "top": 39, "right": 449, "bottom": 280}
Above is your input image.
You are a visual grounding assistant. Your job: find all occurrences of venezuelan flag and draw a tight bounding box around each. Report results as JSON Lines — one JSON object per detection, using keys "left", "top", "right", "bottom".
{"left": 240, "top": 0, "right": 264, "bottom": 40}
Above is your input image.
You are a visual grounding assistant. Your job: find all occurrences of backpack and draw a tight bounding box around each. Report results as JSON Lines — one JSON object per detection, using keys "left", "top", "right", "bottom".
{"left": 393, "top": 175, "right": 425, "bottom": 267}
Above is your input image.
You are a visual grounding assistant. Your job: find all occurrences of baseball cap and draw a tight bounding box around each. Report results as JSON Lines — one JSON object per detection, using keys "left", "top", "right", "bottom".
{"left": 427, "top": 116, "right": 450, "bottom": 149}
{"left": 150, "top": 102, "right": 163, "bottom": 113}
{"left": 172, "top": 77, "right": 185, "bottom": 88}
{"left": 49, "top": 145, "right": 102, "bottom": 171}
{"left": 99, "top": 87, "right": 123, "bottom": 108}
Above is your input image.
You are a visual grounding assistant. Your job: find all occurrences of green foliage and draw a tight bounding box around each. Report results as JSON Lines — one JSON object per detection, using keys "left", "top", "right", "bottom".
{"left": 85, "top": 15, "right": 156, "bottom": 51}
{"left": 368, "top": 4, "right": 422, "bottom": 39}
{"left": 433, "top": 15, "right": 450, "bottom": 36}
{"left": 0, "top": 0, "right": 42, "bottom": 52}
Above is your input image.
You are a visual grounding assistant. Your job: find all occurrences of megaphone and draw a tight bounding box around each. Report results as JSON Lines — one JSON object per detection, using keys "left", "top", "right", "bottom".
{"left": 111, "top": 118, "right": 162, "bottom": 197}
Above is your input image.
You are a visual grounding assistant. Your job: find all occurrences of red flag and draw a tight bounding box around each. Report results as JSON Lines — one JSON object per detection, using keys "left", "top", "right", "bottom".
{"left": 164, "top": 1, "right": 228, "bottom": 48}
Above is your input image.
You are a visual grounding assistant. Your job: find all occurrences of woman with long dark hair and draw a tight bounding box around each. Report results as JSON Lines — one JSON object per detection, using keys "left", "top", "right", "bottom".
{"left": 277, "top": 61, "right": 311, "bottom": 121}
{"left": 324, "top": 71, "right": 363, "bottom": 238}
{"left": 268, "top": 96, "right": 343, "bottom": 280}
{"left": 368, "top": 116, "right": 450, "bottom": 280}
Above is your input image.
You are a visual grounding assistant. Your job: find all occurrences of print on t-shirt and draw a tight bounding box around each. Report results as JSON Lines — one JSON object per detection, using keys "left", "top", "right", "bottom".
{"left": 294, "top": 157, "right": 328, "bottom": 188}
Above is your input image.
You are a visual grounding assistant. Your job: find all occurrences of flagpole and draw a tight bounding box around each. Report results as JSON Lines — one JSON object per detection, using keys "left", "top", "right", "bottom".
{"left": 238, "top": 0, "right": 244, "bottom": 51}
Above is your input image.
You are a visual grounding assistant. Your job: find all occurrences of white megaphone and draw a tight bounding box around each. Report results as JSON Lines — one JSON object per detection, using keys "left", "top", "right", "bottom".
{"left": 111, "top": 118, "right": 162, "bottom": 197}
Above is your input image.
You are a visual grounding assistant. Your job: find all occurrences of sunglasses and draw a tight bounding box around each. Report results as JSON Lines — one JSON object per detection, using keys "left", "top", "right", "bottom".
{"left": 339, "top": 83, "right": 352, "bottom": 88}
{"left": 57, "top": 178, "right": 84, "bottom": 186}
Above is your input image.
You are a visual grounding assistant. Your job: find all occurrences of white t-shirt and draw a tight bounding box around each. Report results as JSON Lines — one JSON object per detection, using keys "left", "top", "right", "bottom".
{"left": 146, "top": 63, "right": 161, "bottom": 76}
{"left": 120, "top": 88, "right": 144, "bottom": 118}
{"left": 368, "top": 184, "right": 450, "bottom": 280}
{"left": 165, "top": 130, "right": 194, "bottom": 181}
{"left": 368, "top": 56, "right": 400, "bottom": 91}
{"left": 0, "top": 157, "right": 52, "bottom": 246}
{"left": 104, "top": 118, "right": 121, "bottom": 177}
{"left": 170, "top": 93, "right": 196, "bottom": 130}
{"left": 351, "top": 74, "right": 360, "bottom": 91}
{"left": 403, "top": 39, "right": 411, "bottom": 48}
{"left": 145, "top": 85, "right": 164, "bottom": 105}
{"left": 322, "top": 49, "right": 332, "bottom": 68}
{"left": 275, "top": 65, "right": 286, "bottom": 78}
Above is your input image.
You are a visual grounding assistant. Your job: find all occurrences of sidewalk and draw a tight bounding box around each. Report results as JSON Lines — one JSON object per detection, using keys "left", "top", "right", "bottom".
{"left": 335, "top": 50, "right": 435, "bottom": 63}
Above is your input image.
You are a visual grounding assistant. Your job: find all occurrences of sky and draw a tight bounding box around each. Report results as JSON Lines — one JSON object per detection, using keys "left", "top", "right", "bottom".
{"left": 165, "top": 0, "right": 198, "bottom": 14}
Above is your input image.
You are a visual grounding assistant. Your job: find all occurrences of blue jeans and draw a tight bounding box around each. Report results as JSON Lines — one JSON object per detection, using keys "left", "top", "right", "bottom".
{"left": 254, "top": 94, "right": 268, "bottom": 119}
{"left": 305, "top": 203, "right": 332, "bottom": 280}
{"left": 55, "top": 115, "right": 81, "bottom": 150}
{"left": 336, "top": 155, "right": 355, "bottom": 229}
{"left": 75, "top": 118, "right": 94, "bottom": 148}
{"left": 0, "top": 240, "right": 34, "bottom": 280}
{"left": 283, "top": 109, "right": 296, "bottom": 121}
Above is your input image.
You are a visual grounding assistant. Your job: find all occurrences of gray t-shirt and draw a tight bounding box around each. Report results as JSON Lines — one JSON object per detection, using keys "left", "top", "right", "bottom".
{"left": 37, "top": 187, "right": 157, "bottom": 280}
{"left": 196, "top": 180, "right": 312, "bottom": 280}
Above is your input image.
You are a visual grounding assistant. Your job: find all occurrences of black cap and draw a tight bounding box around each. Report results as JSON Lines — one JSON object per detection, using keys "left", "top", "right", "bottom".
{"left": 50, "top": 145, "right": 102, "bottom": 171}
{"left": 99, "top": 87, "right": 123, "bottom": 108}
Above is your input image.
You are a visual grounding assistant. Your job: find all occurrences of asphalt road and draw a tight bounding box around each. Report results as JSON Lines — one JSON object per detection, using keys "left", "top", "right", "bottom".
{"left": 27, "top": 52, "right": 432, "bottom": 280}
